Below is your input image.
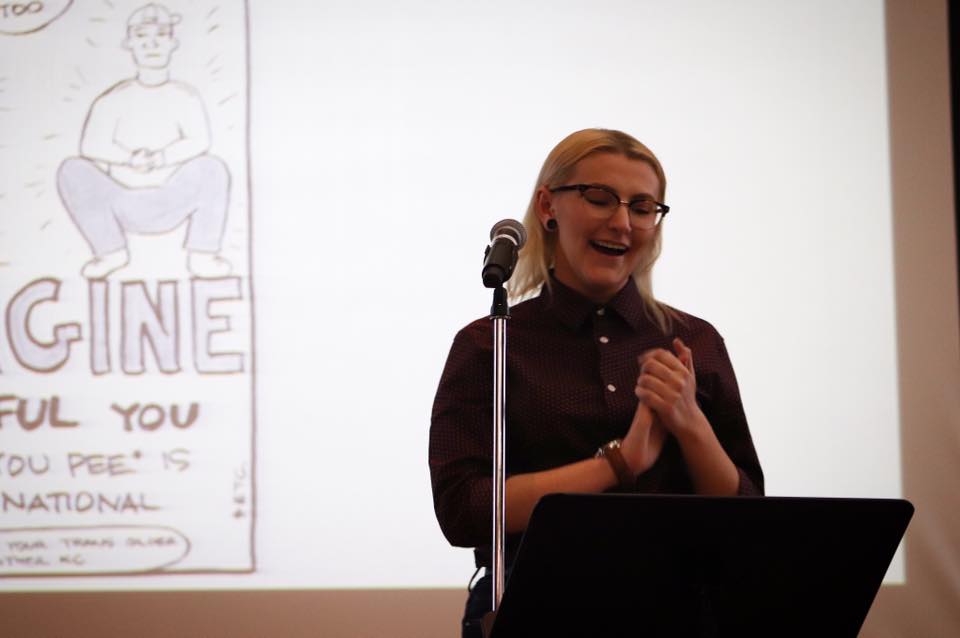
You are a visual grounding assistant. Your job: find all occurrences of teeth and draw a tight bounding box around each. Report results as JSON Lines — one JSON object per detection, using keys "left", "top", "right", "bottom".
{"left": 593, "top": 240, "right": 627, "bottom": 251}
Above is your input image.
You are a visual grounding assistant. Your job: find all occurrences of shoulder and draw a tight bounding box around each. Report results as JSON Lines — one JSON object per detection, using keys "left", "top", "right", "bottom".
{"left": 668, "top": 306, "right": 722, "bottom": 340}
{"left": 448, "top": 293, "right": 549, "bottom": 353}
{"left": 91, "top": 79, "right": 200, "bottom": 104}
{"left": 451, "top": 316, "right": 491, "bottom": 354}
{"left": 104, "top": 79, "right": 137, "bottom": 93}
{"left": 665, "top": 305, "right": 732, "bottom": 367}
{"left": 164, "top": 80, "right": 204, "bottom": 99}
{"left": 91, "top": 79, "right": 136, "bottom": 105}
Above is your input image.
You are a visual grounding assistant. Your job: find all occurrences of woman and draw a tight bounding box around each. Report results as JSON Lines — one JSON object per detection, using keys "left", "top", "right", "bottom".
{"left": 429, "top": 128, "right": 763, "bottom": 637}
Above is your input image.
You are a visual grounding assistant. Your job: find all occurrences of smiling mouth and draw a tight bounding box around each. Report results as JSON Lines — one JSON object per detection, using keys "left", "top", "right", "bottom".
{"left": 590, "top": 240, "right": 628, "bottom": 256}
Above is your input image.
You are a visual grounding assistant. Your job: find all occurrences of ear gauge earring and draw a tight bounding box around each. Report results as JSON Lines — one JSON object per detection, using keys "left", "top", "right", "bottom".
{"left": 545, "top": 218, "right": 558, "bottom": 231}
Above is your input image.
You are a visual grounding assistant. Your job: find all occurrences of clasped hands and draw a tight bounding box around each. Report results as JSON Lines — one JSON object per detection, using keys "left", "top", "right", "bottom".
{"left": 129, "top": 148, "right": 165, "bottom": 172}
{"left": 620, "top": 337, "right": 709, "bottom": 476}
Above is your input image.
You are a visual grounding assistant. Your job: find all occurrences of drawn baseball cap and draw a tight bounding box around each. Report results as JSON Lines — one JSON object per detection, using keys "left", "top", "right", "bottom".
{"left": 128, "top": 3, "right": 182, "bottom": 27}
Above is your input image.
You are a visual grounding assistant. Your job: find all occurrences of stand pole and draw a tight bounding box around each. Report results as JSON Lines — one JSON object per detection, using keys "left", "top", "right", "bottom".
{"left": 490, "top": 286, "right": 509, "bottom": 610}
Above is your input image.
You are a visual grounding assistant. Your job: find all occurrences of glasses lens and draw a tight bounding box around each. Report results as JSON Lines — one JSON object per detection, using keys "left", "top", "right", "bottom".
{"left": 629, "top": 198, "right": 660, "bottom": 229}
{"left": 581, "top": 187, "right": 618, "bottom": 209}
{"left": 628, "top": 198, "right": 657, "bottom": 215}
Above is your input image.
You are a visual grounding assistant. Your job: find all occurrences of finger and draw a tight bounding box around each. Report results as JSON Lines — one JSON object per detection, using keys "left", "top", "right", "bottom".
{"left": 673, "top": 337, "right": 695, "bottom": 374}
{"left": 636, "top": 374, "right": 677, "bottom": 403}
{"left": 634, "top": 386, "right": 671, "bottom": 417}
{"left": 640, "top": 354, "right": 696, "bottom": 390}
{"left": 643, "top": 349, "right": 686, "bottom": 375}
{"left": 638, "top": 348, "right": 668, "bottom": 366}
{"left": 640, "top": 358, "right": 686, "bottom": 389}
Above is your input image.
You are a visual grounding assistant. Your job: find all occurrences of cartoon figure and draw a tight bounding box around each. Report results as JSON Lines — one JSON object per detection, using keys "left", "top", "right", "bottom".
{"left": 57, "top": 3, "right": 231, "bottom": 279}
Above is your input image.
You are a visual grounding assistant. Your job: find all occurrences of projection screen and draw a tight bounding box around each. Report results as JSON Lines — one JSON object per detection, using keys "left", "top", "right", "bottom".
{"left": 1, "top": 0, "right": 957, "bottom": 636}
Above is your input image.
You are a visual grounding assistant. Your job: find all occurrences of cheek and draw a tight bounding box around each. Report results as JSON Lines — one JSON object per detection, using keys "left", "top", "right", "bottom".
{"left": 633, "top": 228, "right": 657, "bottom": 249}
{"left": 551, "top": 227, "right": 585, "bottom": 266}
{"left": 556, "top": 223, "right": 593, "bottom": 259}
{"left": 554, "top": 213, "right": 596, "bottom": 242}
{"left": 628, "top": 231, "right": 658, "bottom": 265}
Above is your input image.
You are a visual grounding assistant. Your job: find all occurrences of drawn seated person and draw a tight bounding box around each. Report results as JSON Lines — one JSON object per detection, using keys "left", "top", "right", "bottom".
{"left": 57, "top": 3, "right": 231, "bottom": 279}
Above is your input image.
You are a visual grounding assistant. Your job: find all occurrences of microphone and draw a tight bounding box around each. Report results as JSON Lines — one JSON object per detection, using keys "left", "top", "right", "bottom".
{"left": 482, "top": 219, "right": 527, "bottom": 288}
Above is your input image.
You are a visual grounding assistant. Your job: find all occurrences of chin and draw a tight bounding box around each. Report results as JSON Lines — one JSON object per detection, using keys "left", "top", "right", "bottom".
{"left": 589, "top": 266, "right": 630, "bottom": 287}
{"left": 582, "top": 273, "right": 630, "bottom": 299}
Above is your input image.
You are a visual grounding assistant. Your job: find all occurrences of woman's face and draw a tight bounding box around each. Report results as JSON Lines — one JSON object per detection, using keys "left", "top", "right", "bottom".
{"left": 538, "top": 152, "right": 661, "bottom": 303}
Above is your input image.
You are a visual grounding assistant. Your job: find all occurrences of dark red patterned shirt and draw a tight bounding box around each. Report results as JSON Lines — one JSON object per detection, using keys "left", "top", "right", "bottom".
{"left": 429, "top": 277, "right": 764, "bottom": 568}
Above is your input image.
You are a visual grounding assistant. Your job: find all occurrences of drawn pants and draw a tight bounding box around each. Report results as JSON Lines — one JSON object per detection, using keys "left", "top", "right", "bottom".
{"left": 57, "top": 155, "right": 229, "bottom": 256}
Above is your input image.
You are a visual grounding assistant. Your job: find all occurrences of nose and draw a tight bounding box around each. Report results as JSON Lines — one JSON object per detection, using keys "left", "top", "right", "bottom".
{"left": 606, "top": 201, "right": 633, "bottom": 233}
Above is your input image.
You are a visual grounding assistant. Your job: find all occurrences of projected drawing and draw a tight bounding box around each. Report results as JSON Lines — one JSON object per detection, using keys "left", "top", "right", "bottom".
{"left": 0, "top": 1, "right": 254, "bottom": 580}
{"left": 57, "top": 3, "right": 232, "bottom": 280}
{"left": 0, "top": 0, "right": 73, "bottom": 36}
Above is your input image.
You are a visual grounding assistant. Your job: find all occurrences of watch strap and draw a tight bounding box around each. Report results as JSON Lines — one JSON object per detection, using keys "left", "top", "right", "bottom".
{"left": 596, "top": 439, "right": 634, "bottom": 492}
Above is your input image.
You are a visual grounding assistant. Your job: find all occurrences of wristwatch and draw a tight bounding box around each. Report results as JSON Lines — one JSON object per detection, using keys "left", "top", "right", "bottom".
{"left": 595, "top": 439, "right": 634, "bottom": 492}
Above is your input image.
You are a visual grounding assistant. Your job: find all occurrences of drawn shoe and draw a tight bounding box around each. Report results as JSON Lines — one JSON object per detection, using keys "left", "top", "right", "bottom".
{"left": 81, "top": 249, "right": 129, "bottom": 279}
{"left": 188, "top": 252, "right": 232, "bottom": 278}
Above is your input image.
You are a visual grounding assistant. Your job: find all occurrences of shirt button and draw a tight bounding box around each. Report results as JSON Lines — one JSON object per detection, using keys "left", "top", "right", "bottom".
{"left": 596, "top": 308, "right": 606, "bottom": 316}
{"left": 606, "top": 384, "right": 616, "bottom": 393}
{"left": 599, "top": 336, "right": 609, "bottom": 344}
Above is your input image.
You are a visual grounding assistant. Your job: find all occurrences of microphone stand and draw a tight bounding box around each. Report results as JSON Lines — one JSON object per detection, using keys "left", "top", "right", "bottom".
{"left": 482, "top": 285, "right": 509, "bottom": 636}
{"left": 478, "top": 218, "right": 524, "bottom": 637}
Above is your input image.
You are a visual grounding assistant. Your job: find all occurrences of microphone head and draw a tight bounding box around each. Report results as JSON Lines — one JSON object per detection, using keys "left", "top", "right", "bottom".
{"left": 489, "top": 219, "right": 527, "bottom": 249}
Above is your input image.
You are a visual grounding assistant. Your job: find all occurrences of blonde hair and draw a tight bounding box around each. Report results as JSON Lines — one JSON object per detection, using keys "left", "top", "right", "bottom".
{"left": 508, "top": 128, "right": 675, "bottom": 332}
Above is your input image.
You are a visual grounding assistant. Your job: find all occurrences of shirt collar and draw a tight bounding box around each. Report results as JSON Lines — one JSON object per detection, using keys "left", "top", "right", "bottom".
{"left": 543, "top": 275, "right": 647, "bottom": 332}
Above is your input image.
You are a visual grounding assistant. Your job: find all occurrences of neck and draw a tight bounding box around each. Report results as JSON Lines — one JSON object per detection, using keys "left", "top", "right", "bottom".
{"left": 136, "top": 67, "right": 169, "bottom": 87}
{"left": 550, "top": 271, "right": 621, "bottom": 305}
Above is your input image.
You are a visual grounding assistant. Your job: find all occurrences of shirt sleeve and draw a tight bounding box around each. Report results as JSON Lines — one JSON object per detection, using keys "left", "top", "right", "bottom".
{"left": 80, "top": 91, "right": 131, "bottom": 165}
{"left": 429, "top": 322, "right": 495, "bottom": 548}
{"left": 700, "top": 334, "right": 765, "bottom": 496}
{"left": 159, "top": 85, "right": 212, "bottom": 165}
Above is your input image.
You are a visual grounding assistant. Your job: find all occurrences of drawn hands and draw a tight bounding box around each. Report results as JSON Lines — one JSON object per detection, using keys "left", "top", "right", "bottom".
{"left": 128, "top": 148, "right": 165, "bottom": 172}
{"left": 635, "top": 338, "right": 709, "bottom": 441}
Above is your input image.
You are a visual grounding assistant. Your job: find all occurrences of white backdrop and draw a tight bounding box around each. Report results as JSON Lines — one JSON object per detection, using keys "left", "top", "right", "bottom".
{"left": 0, "top": 0, "right": 900, "bottom": 590}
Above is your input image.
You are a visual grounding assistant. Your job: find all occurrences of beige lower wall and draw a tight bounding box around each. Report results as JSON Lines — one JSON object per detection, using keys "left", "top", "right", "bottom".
{"left": 0, "top": 589, "right": 466, "bottom": 638}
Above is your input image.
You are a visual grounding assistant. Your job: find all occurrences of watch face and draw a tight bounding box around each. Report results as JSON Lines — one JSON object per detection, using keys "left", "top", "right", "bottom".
{"left": 597, "top": 439, "right": 622, "bottom": 458}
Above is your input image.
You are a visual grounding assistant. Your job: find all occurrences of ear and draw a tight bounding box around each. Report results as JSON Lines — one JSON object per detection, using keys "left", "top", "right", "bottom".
{"left": 534, "top": 186, "right": 556, "bottom": 231}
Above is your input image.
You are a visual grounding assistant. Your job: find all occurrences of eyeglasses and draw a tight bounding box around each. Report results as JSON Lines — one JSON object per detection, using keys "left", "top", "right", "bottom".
{"left": 548, "top": 184, "right": 669, "bottom": 229}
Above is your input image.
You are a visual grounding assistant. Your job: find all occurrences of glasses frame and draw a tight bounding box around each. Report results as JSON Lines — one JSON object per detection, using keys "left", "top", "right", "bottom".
{"left": 548, "top": 183, "right": 670, "bottom": 227}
